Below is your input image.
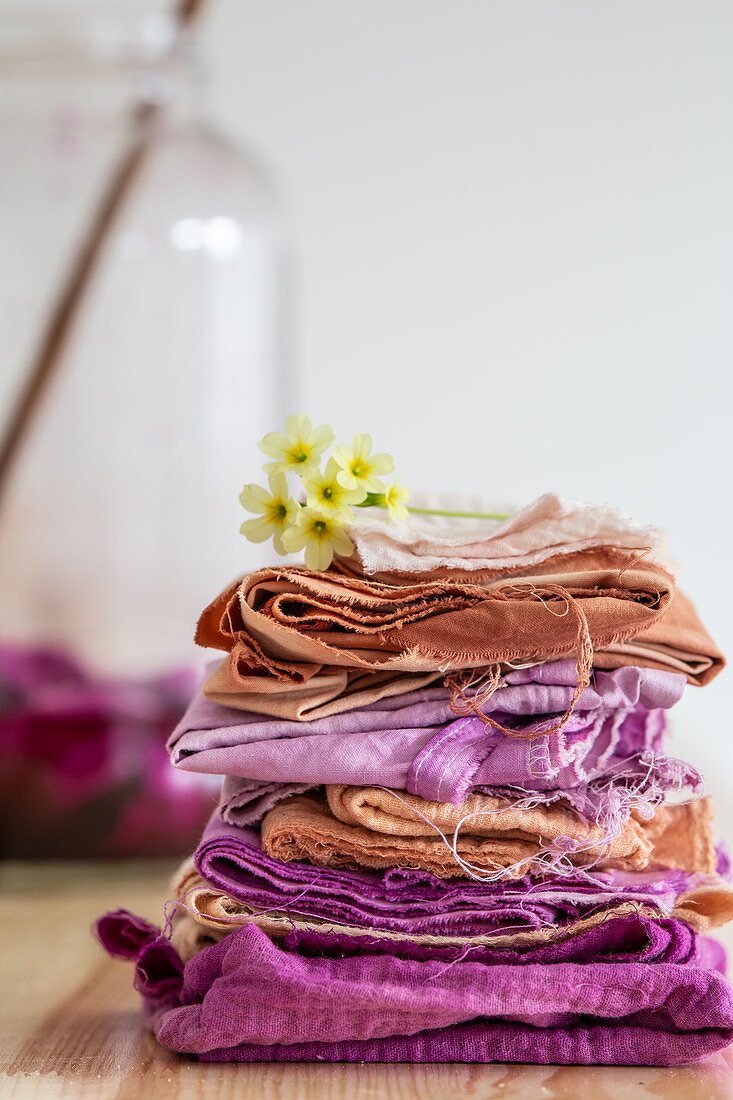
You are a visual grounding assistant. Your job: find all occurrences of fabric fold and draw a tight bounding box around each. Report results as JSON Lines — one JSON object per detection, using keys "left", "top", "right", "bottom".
{"left": 196, "top": 550, "right": 677, "bottom": 719}
{"left": 261, "top": 792, "right": 716, "bottom": 880}
{"left": 96, "top": 912, "right": 733, "bottom": 1065}
{"left": 167, "top": 860, "right": 733, "bottom": 963}
{"left": 193, "top": 814, "right": 733, "bottom": 937}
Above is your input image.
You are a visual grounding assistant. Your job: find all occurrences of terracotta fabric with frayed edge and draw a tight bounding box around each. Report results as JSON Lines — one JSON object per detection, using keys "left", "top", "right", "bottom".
{"left": 593, "top": 590, "right": 725, "bottom": 686}
{"left": 196, "top": 547, "right": 677, "bottom": 720}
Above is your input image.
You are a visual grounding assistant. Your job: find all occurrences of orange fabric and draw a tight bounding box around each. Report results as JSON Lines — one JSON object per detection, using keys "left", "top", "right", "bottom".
{"left": 197, "top": 547, "right": 676, "bottom": 719}
{"left": 260, "top": 792, "right": 716, "bottom": 881}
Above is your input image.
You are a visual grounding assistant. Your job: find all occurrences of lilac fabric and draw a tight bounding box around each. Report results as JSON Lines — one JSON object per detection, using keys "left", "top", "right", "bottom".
{"left": 194, "top": 814, "right": 705, "bottom": 937}
{"left": 168, "top": 664, "right": 685, "bottom": 797}
{"left": 95, "top": 911, "right": 733, "bottom": 1065}
{"left": 170, "top": 667, "right": 691, "bottom": 832}
{"left": 218, "top": 750, "right": 702, "bottom": 829}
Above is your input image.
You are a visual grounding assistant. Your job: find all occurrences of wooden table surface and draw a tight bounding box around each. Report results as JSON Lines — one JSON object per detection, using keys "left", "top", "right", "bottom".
{"left": 2, "top": 861, "right": 733, "bottom": 1100}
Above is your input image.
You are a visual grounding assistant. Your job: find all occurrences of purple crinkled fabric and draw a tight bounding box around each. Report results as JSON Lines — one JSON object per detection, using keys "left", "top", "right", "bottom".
{"left": 168, "top": 663, "right": 685, "bottom": 793}
{"left": 193, "top": 814, "right": 705, "bottom": 937}
{"left": 95, "top": 911, "right": 733, "bottom": 1065}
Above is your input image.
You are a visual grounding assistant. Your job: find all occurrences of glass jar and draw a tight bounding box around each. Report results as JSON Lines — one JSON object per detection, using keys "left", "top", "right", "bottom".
{"left": 0, "top": 2, "right": 289, "bottom": 675}
{"left": 0, "top": 3, "right": 289, "bottom": 857}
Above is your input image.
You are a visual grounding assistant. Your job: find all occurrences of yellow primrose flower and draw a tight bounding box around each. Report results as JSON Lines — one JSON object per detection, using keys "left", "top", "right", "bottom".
{"left": 281, "top": 507, "right": 354, "bottom": 571}
{"left": 258, "top": 414, "right": 335, "bottom": 475}
{"left": 385, "top": 478, "right": 410, "bottom": 521}
{"left": 303, "top": 457, "right": 367, "bottom": 519}
{"left": 239, "top": 472, "right": 299, "bottom": 556}
{"left": 332, "top": 433, "right": 395, "bottom": 494}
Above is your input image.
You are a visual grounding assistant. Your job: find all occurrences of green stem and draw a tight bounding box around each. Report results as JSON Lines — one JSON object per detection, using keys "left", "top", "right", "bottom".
{"left": 406, "top": 506, "right": 511, "bottom": 520}
{"left": 356, "top": 494, "right": 510, "bottom": 521}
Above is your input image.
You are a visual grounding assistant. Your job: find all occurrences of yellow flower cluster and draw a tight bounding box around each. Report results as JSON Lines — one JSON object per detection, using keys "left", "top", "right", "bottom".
{"left": 239, "top": 414, "right": 411, "bottom": 570}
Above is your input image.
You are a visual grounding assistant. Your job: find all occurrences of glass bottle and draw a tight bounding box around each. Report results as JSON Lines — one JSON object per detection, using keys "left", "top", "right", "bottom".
{"left": 0, "top": 2, "right": 289, "bottom": 675}
{"left": 0, "top": 3, "right": 289, "bottom": 857}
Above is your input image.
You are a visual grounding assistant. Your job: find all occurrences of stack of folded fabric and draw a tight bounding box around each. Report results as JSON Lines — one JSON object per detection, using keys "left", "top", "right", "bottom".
{"left": 98, "top": 494, "right": 733, "bottom": 1065}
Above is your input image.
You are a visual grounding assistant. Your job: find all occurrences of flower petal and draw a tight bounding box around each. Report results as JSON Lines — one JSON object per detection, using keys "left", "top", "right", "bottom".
{"left": 368, "top": 452, "right": 395, "bottom": 477}
{"left": 238, "top": 483, "right": 271, "bottom": 513}
{"left": 272, "top": 529, "right": 290, "bottom": 555}
{"left": 344, "top": 485, "right": 368, "bottom": 505}
{"left": 286, "top": 412, "right": 312, "bottom": 443}
{"left": 332, "top": 443, "right": 352, "bottom": 470}
{"left": 281, "top": 525, "right": 308, "bottom": 552}
{"left": 305, "top": 539, "right": 334, "bottom": 571}
{"left": 336, "top": 468, "right": 358, "bottom": 490}
{"left": 258, "top": 431, "right": 288, "bottom": 460}
{"left": 323, "top": 457, "right": 342, "bottom": 481}
{"left": 267, "top": 472, "right": 290, "bottom": 500}
{"left": 240, "top": 516, "right": 275, "bottom": 543}
{"left": 310, "top": 424, "right": 336, "bottom": 453}
{"left": 352, "top": 432, "right": 372, "bottom": 460}
{"left": 330, "top": 528, "right": 355, "bottom": 557}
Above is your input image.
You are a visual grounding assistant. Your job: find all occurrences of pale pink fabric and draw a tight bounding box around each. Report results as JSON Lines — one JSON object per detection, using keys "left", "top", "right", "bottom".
{"left": 345, "top": 493, "right": 669, "bottom": 577}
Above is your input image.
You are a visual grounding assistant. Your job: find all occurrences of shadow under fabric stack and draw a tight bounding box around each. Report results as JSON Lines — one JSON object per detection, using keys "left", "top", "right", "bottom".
{"left": 97, "top": 495, "right": 733, "bottom": 1065}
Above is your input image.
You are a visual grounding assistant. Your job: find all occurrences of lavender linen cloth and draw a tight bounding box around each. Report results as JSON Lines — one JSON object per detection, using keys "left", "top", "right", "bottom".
{"left": 193, "top": 815, "right": 707, "bottom": 937}
{"left": 169, "top": 662, "right": 685, "bottom": 799}
{"left": 218, "top": 752, "right": 701, "bottom": 829}
{"left": 96, "top": 912, "right": 733, "bottom": 1065}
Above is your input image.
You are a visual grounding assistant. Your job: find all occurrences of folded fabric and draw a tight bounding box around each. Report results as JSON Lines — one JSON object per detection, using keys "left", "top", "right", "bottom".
{"left": 593, "top": 590, "right": 725, "bottom": 686}
{"left": 340, "top": 493, "right": 667, "bottom": 578}
{"left": 261, "top": 793, "right": 716, "bottom": 880}
{"left": 97, "top": 913, "right": 733, "bottom": 1065}
{"left": 168, "top": 860, "right": 730, "bottom": 963}
{"left": 169, "top": 661, "right": 687, "bottom": 799}
{"left": 194, "top": 815, "right": 733, "bottom": 937}
{"left": 196, "top": 549, "right": 675, "bottom": 718}
{"left": 168, "top": 904, "right": 702, "bottom": 968}
{"left": 217, "top": 756, "right": 702, "bottom": 831}
{"left": 329, "top": 785, "right": 713, "bottom": 866}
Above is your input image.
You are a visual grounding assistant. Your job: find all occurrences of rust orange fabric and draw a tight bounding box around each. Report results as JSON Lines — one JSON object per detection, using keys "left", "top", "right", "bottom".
{"left": 197, "top": 547, "right": 679, "bottom": 719}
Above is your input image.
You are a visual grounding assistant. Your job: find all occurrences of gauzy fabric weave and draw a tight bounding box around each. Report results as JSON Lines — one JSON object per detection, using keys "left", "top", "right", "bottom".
{"left": 96, "top": 911, "right": 733, "bottom": 1066}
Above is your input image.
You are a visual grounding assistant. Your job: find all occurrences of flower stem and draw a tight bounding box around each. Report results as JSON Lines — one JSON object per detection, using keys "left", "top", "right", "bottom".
{"left": 356, "top": 494, "right": 510, "bottom": 521}
{"left": 406, "top": 506, "right": 511, "bottom": 520}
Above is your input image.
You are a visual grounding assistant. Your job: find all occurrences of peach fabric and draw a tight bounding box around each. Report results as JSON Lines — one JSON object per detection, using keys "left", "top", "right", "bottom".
{"left": 260, "top": 793, "right": 716, "bottom": 881}
{"left": 197, "top": 548, "right": 675, "bottom": 719}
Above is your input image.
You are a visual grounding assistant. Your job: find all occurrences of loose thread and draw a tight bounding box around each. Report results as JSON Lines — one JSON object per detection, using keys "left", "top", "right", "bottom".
{"left": 446, "top": 582, "right": 592, "bottom": 740}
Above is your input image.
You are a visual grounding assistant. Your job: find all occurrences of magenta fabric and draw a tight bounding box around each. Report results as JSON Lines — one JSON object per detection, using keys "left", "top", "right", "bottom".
{"left": 193, "top": 814, "right": 708, "bottom": 937}
{"left": 95, "top": 910, "right": 733, "bottom": 1066}
{"left": 0, "top": 643, "right": 215, "bottom": 859}
{"left": 278, "top": 913, "right": 704, "bottom": 966}
{"left": 200, "top": 1019, "right": 732, "bottom": 1066}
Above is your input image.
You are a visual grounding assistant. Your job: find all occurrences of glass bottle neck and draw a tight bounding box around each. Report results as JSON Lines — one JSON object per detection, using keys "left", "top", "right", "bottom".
{"left": 0, "top": 13, "right": 204, "bottom": 132}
